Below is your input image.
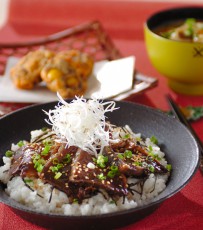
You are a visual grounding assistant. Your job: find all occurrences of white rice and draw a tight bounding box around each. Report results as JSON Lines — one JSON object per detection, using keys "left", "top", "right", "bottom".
{"left": 0, "top": 129, "right": 169, "bottom": 216}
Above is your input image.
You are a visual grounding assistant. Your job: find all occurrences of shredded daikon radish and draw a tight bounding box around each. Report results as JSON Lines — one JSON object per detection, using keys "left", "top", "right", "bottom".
{"left": 44, "top": 93, "right": 118, "bottom": 155}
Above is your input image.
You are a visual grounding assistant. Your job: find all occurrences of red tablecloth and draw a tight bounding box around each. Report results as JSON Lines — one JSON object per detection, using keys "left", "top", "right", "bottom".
{"left": 0, "top": 1, "right": 203, "bottom": 229}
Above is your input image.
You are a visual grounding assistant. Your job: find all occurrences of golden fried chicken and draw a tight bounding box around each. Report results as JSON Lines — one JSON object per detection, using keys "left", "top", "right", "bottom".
{"left": 10, "top": 49, "right": 55, "bottom": 89}
{"left": 40, "top": 55, "right": 87, "bottom": 98}
{"left": 57, "top": 50, "right": 94, "bottom": 80}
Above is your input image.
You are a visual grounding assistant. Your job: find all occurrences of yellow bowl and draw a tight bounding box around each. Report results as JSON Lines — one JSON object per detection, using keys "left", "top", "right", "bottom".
{"left": 144, "top": 7, "right": 203, "bottom": 95}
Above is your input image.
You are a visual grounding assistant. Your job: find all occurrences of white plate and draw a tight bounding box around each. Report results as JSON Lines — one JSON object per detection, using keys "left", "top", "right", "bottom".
{"left": 0, "top": 56, "right": 137, "bottom": 103}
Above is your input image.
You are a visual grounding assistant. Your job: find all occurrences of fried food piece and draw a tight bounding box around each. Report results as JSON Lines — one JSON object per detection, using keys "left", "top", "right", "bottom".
{"left": 57, "top": 50, "right": 94, "bottom": 80}
{"left": 10, "top": 49, "right": 55, "bottom": 89}
{"left": 40, "top": 55, "right": 87, "bottom": 98}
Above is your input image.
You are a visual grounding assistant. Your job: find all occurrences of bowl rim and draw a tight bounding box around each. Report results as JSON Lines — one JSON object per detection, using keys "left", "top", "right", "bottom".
{"left": 0, "top": 100, "right": 200, "bottom": 219}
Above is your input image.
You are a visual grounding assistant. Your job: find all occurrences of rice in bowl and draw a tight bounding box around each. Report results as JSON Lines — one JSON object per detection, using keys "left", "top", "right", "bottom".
{"left": 0, "top": 97, "right": 171, "bottom": 216}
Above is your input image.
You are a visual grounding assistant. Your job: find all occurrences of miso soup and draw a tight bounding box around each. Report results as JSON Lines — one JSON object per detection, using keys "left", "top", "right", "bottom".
{"left": 154, "top": 18, "right": 203, "bottom": 43}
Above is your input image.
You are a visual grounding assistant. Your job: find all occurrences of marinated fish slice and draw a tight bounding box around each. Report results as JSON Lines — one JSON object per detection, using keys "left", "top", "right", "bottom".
{"left": 9, "top": 129, "right": 60, "bottom": 179}
{"left": 109, "top": 139, "right": 168, "bottom": 177}
{"left": 103, "top": 146, "right": 144, "bottom": 177}
{"left": 40, "top": 144, "right": 78, "bottom": 194}
{"left": 69, "top": 148, "right": 128, "bottom": 197}
{"left": 40, "top": 145, "right": 98, "bottom": 203}
{"left": 9, "top": 143, "right": 49, "bottom": 178}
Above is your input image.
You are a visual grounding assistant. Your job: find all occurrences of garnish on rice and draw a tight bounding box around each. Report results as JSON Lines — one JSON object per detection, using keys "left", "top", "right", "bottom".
{"left": 44, "top": 93, "right": 118, "bottom": 155}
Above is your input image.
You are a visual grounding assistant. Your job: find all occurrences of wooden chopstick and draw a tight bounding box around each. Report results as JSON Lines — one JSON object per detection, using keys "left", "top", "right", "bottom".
{"left": 166, "top": 94, "right": 203, "bottom": 157}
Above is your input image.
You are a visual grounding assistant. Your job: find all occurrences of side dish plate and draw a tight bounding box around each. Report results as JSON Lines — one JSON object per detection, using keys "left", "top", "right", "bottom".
{"left": 0, "top": 21, "right": 157, "bottom": 105}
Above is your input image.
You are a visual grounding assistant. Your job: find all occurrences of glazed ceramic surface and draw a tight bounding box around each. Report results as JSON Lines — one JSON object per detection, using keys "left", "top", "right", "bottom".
{"left": 145, "top": 7, "right": 203, "bottom": 95}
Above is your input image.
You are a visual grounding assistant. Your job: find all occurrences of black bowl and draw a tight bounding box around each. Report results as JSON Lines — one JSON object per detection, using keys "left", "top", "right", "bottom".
{"left": 0, "top": 100, "right": 200, "bottom": 229}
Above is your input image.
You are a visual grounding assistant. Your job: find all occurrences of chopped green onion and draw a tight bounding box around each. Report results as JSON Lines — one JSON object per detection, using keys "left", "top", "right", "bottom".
{"left": 149, "top": 165, "right": 155, "bottom": 173}
{"left": 166, "top": 164, "right": 172, "bottom": 171}
{"left": 57, "top": 163, "right": 63, "bottom": 169}
{"left": 24, "top": 178, "right": 33, "bottom": 183}
{"left": 153, "top": 154, "right": 161, "bottom": 161}
{"left": 97, "top": 173, "right": 106, "bottom": 180}
{"left": 135, "top": 137, "right": 142, "bottom": 142}
{"left": 107, "top": 170, "right": 116, "bottom": 178}
{"left": 124, "top": 150, "right": 132, "bottom": 158}
{"left": 184, "top": 28, "right": 193, "bottom": 37}
{"left": 50, "top": 163, "right": 63, "bottom": 173}
{"left": 110, "top": 165, "right": 118, "bottom": 172}
{"left": 32, "top": 154, "right": 45, "bottom": 173}
{"left": 148, "top": 145, "right": 153, "bottom": 152}
{"left": 123, "top": 134, "right": 130, "bottom": 139}
{"left": 107, "top": 165, "right": 119, "bottom": 178}
{"left": 5, "top": 150, "right": 14, "bottom": 158}
{"left": 185, "top": 18, "right": 196, "bottom": 26}
{"left": 73, "top": 198, "right": 78, "bottom": 204}
{"left": 117, "top": 153, "right": 124, "bottom": 159}
{"left": 184, "top": 18, "right": 196, "bottom": 37}
{"left": 93, "top": 157, "right": 97, "bottom": 162}
{"left": 32, "top": 154, "right": 40, "bottom": 161}
{"left": 54, "top": 172, "right": 62, "bottom": 179}
{"left": 50, "top": 166, "right": 58, "bottom": 173}
{"left": 53, "top": 158, "right": 59, "bottom": 165}
{"left": 96, "top": 155, "right": 108, "bottom": 168}
{"left": 42, "top": 139, "right": 53, "bottom": 146}
{"left": 17, "top": 140, "right": 24, "bottom": 147}
{"left": 160, "top": 30, "right": 174, "bottom": 39}
{"left": 133, "top": 161, "right": 142, "bottom": 166}
{"left": 41, "top": 127, "right": 48, "bottom": 131}
{"left": 148, "top": 146, "right": 161, "bottom": 160}
{"left": 109, "top": 200, "right": 116, "bottom": 204}
{"left": 118, "top": 150, "right": 133, "bottom": 160}
{"left": 150, "top": 135, "right": 158, "bottom": 145}
{"left": 41, "top": 145, "right": 51, "bottom": 156}
{"left": 63, "top": 153, "right": 71, "bottom": 164}
{"left": 36, "top": 164, "right": 44, "bottom": 173}
{"left": 148, "top": 145, "right": 161, "bottom": 160}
